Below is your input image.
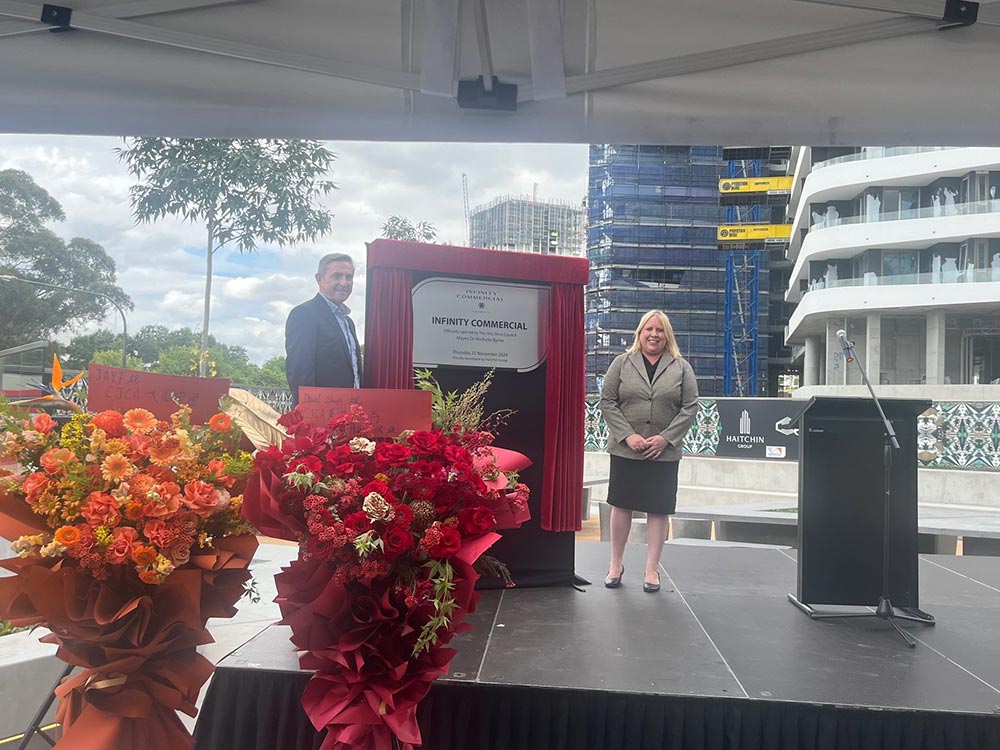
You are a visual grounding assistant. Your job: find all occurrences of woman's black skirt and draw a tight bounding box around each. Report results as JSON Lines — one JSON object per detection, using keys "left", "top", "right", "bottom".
{"left": 606, "top": 454, "right": 679, "bottom": 515}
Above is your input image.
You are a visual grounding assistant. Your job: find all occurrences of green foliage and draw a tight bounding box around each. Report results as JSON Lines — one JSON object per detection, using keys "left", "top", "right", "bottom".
{"left": 414, "top": 368, "right": 513, "bottom": 435}
{"left": 61, "top": 326, "right": 287, "bottom": 387}
{"left": 0, "top": 169, "right": 132, "bottom": 351}
{"left": 117, "top": 138, "right": 337, "bottom": 374}
{"left": 117, "top": 139, "right": 337, "bottom": 252}
{"left": 59, "top": 329, "right": 123, "bottom": 369}
{"left": 0, "top": 620, "right": 27, "bottom": 637}
{"left": 91, "top": 349, "right": 144, "bottom": 369}
{"left": 413, "top": 559, "right": 455, "bottom": 655}
{"left": 381, "top": 216, "right": 437, "bottom": 243}
{"left": 258, "top": 355, "right": 289, "bottom": 388}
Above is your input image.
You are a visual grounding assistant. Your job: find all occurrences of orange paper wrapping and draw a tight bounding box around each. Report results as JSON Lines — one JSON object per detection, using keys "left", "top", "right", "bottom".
{"left": 0, "top": 488, "right": 257, "bottom": 750}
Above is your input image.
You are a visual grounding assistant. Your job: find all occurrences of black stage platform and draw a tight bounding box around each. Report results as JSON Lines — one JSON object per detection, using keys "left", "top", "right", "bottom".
{"left": 194, "top": 543, "right": 1000, "bottom": 750}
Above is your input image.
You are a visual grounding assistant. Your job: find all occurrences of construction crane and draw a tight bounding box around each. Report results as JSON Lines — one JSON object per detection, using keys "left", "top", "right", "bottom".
{"left": 462, "top": 173, "right": 471, "bottom": 246}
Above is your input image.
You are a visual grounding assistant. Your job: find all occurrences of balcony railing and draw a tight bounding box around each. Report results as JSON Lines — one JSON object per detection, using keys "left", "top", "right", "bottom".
{"left": 811, "top": 147, "right": 957, "bottom": 171}
{"left": 804, "top": 267, "right": 1000, "bottom": 295}
{"left": 809, "top": 198, "right": 1000, "bottom": 231}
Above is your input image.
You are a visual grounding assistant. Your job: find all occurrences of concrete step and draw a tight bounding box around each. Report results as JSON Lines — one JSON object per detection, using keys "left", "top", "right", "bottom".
{"left": 678, "top": 485, "right": 797, "bottom": 508}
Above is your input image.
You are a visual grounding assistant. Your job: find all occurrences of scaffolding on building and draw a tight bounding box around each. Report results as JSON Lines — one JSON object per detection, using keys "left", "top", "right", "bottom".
{"left": 586, "top": 145, "right": 729, "bottom": 396}
{"left": 469, "top": 194, "right": 584, "bottom": 256}
{"left": 719, "top": 147, "right": 791, "bottom": 397}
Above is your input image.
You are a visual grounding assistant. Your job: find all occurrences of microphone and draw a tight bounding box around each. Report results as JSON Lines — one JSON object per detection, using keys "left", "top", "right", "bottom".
{"left": 836, "top": 329, "right": 854, "bottom": 362}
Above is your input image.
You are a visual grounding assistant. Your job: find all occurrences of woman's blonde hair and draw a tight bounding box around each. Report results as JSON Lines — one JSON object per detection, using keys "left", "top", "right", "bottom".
{"left": 626, "top": 309, "right": 681, "bottom": 358}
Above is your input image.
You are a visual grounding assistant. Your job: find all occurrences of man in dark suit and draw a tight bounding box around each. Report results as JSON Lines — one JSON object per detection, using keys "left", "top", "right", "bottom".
{"left": 285, "top": 253, "right": 363, "bottom": 407}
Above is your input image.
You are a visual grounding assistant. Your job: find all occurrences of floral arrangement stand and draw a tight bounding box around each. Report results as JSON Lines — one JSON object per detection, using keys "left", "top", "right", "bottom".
{"left": 0, "top": 405, "right": 259, "bottom": 750}
{"left": 242, "top": 390, "right": 530, "bottom": 750}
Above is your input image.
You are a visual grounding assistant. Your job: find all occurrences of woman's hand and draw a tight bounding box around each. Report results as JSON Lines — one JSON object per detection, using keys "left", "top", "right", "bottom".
{"left": 624, "top": 434, "right": 649, "bottom": 452}
{"left": 642, "top": 435, "right": 669, "bottom": 459}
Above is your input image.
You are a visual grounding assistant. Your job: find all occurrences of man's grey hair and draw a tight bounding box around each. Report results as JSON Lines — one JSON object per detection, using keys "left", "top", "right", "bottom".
{"left": 317, "top": 253, "right": 354, "bottom": 275}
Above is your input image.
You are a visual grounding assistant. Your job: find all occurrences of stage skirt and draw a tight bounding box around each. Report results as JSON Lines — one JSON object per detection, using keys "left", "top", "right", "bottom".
{"left": 607, "top": 454, "right": 679, "bottom": 515}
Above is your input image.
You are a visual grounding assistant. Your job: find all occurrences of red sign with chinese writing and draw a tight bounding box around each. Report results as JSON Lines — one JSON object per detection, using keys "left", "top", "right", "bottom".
{"left": 87, "top": 365, "right": 230, "bottom": 425}
{"left": 298, "top": 387, "right": 432, "bottom": 437}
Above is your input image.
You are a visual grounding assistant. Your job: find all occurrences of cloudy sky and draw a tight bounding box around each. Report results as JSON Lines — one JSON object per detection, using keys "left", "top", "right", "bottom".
{"left": 0, "top": 136, "right": 588, "bottom": 364}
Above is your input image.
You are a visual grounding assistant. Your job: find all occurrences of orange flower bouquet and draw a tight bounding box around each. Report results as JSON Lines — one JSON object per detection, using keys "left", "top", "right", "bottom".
{"left": 0, "top": 403, "right": 258, "bottom": 750}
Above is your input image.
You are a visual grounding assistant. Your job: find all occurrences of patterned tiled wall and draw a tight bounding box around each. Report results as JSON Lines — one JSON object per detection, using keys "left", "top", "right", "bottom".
{"left": 586, "top": 397, "right": 1000, "bottom": 471}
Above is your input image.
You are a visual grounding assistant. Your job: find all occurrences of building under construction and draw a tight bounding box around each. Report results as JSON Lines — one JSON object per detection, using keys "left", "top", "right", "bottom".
{"left": 469, "top": 194, "right": 584, "bottom": 256}
{"left": 586, "top": 145, "right": 792, "bottom": 397}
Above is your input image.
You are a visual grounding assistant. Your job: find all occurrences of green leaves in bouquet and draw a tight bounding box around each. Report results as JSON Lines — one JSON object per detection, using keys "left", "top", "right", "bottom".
{"left": 413, "top": 368, "right": 514, "bottom": 436}
{"left": 412, "top": 559, "right": 456, "bottom": 656}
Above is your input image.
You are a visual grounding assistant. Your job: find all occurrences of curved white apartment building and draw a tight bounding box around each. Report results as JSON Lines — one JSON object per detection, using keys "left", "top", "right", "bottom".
{"left": 785, "top": 147, "right": 1000, "bottom": 389}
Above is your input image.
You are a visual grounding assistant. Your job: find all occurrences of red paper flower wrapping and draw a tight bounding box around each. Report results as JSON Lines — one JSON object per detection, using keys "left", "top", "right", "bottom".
{"left": 244, "top": 405, "right": 530, "bottom": 750}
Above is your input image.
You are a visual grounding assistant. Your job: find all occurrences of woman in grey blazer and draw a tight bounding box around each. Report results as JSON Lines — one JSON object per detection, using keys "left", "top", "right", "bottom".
{"left": 599, "top": 309, "right": 699, "bottom": 593}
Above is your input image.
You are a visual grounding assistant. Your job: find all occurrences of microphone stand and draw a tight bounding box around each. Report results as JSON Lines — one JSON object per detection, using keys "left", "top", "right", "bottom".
{"left": 789, "top": 334, "right": 934, "bottom": 648}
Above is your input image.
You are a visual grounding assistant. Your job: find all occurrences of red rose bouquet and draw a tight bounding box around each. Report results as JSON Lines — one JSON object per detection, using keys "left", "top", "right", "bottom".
{"left": 0, "top": 403, "right": 258, "bottom": 750}
{"left": 242, "top": 372, "right": 530, "bottom": 750}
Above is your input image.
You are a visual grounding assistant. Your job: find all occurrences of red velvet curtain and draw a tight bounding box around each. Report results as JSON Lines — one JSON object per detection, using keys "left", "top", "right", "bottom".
{"left": 364, "top": 267, "right": 414, "bottom": 389}
{"left": 541, "top": 283, "right": 585, "bottom": 532}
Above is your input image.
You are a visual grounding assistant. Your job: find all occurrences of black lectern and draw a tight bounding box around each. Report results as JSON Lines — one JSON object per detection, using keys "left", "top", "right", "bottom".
{"left": 793, "top": 397, "right": 930, "bottom": 608}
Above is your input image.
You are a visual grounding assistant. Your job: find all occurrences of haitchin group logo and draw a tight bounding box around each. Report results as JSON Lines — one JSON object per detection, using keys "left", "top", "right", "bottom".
{"left": 726, "top": 408, "right": 765, "bottom": 446}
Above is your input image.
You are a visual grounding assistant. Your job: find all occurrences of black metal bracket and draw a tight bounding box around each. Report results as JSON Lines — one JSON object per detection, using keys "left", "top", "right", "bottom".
{"left": 941, "top": 0, "right": 979, "bottom": 30}
{"left": 40, "top": 4, "right": 73, "bottom": 33}
{"left": 457, "top": 76, "right": 518, "bottom": 111}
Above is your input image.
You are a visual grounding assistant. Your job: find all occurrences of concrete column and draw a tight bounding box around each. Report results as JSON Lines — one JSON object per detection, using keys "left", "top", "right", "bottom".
{"left": 803, "top": 335, "right": 821, "bottom": 386}
{"left": 926, "top": 310, "right": 946, "bottom": 384}
{"left": 866, "top": 313, "right": 881, "bottom": 385}
{"left": 826, "top": 318, "right": 847, "bottom": 385}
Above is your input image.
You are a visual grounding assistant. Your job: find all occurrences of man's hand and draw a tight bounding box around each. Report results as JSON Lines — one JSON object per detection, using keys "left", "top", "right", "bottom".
{"left": 642, "top": 435, "right": 669, "bottom": 459}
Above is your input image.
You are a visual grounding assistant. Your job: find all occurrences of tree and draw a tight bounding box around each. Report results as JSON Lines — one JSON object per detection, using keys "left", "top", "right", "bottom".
{"left": 0, "top": 170, "right": 132, "bottom": 351}
{"left": 92, "top": 348, "right": 144, "bottom": 369}
{"left": 117, "top": 139, "right": 337, "bottom": 375}
{"left": 258, "top": 355, "right": 288, "bottom": 388}
{"left": 381, "top": 216, "right": 437, "bottom": 243}
{"left": 59, "top": 329, "right": 123, "bottom": 369}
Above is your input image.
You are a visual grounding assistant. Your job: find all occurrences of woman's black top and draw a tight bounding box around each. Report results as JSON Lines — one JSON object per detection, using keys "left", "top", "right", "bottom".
{"left": 642, "top": 354, "right": 661, "bottom": 382}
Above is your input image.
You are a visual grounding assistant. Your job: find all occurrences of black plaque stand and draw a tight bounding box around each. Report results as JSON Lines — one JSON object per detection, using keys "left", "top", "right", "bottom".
{"left": 788, "top": 338, "right": 935, "bottom": 648}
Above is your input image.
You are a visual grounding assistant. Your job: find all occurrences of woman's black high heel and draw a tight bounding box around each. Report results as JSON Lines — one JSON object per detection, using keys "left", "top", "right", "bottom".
{"left": 643, "top": 573, "right": 660, "bottom": 593}
{"left": 604, "top": 566, "right": 624, "bottom": 588}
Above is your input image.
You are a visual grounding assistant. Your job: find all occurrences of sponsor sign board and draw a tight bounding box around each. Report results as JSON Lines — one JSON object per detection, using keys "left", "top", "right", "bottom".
{"left": 718, "top": 176, "right": 794, "bottom": 193}
{"left": 717, "top": 224, "right": 793, "bottom": 242}
{"left": 714, "top": 398, "right": 804, "bottom": 460}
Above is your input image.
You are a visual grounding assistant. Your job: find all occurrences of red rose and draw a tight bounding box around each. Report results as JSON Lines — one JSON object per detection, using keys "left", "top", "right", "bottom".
{"left": 426, "top": 524, "right": 462, "bottom": 558}
{"left": 409, "top": 431, "right": 444, "bottom": 455}
{"left": 458, "top": 505, "right": 496, "bottom": 536}
{"left": 376, "top": 442, "right": 412, "bottom": 466}
{"left": 254, "top": 446, "right": 284, "bottom": 471}
{"left": 444, "top": 444, "right": 473, "bottom": 468}
{"left": 383, "top": 526, "right": 415, "bottom": 557}
{"left": 289, "top": 455, "right": 323, "bottom": 475}
{"left": 343, "top": 511, "right": 372, "bottom": 537}
{"left": 361, "top": 480, "right": 392, "bottom": 500}
{"left": 277, "top": 407, "right": 308, "bottom": 434}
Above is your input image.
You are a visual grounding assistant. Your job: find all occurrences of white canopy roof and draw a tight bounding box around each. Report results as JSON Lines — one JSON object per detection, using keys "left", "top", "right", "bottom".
{"left": 1, "top": 0, "right": 997, "bottom": 144}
